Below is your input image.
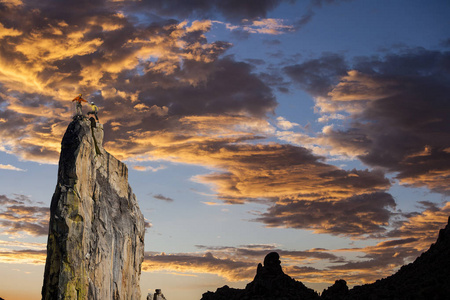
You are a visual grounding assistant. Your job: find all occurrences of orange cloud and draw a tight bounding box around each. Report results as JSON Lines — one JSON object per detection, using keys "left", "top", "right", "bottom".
{"left": 0, "top": 196, "right": 49, "bottom": 236}
{"left": 328, "top": 70, "right": 399, "bottom": 102}
{"left": 142, "top": 252, "right": 255, "bottom": 282}
{"left": 0, "top": 249, "right": 46, "bottom": 265}
{"left": 0, "top": 22, "right": 21, "bottom": 38}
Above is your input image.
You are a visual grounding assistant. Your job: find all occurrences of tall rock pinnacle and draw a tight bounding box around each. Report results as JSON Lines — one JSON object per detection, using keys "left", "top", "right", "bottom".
{"left": 42, "top": 117, "right": 145, "bottom": 300}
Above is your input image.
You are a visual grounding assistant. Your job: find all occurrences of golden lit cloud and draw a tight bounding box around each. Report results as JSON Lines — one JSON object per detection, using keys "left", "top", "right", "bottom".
{"left": 0, "top": 249, "right": 46, "bottom": 265}
{"left": 0, "top": 164, "right": 25, "bottom": 172}
{"left": 328, "top": 70, "right": 399, "bottom": 102}
{"left": 0, "top": 240, "right": 46, "bottom": 251}
{"left": 0, "top": 198, "right": 49, "bottom": 236}
{"left": 0, "top": 22, "right": 21, "bottom": 38}
{"left": 142, "top": 252, "right": 255, "bottom": 282}
{"left": 132, "top": 165, "right": 167, "bottom": 172}
{"left": 0, "top": 0, "right": 22, "bottom": 6}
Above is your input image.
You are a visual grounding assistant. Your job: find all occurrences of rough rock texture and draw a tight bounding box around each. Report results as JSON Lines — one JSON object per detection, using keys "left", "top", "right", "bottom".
{"left": 343, "top": 216, "right": 450, "bottom": 299}
{"left": 201, "top": 252, "right": 320, "bottom": 300}
{"left": 42, "top": 117, "right": 145, "bottom": 300}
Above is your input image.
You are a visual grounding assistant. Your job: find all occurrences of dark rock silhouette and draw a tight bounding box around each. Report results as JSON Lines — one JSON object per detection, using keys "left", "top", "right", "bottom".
{"left": 201, "top": 252, "right": 320, "bottom": 300}
{"left": 342, "top": 216, "right": 450, "bottom": 299}
{"left": 202, "top": 217, "right": 450, "bottom": 300}
{"left": 321, "top": 279, "right": 348, "bottom": 300}
{"left": 42, "top": 118, "right": 145, "bottom": 299}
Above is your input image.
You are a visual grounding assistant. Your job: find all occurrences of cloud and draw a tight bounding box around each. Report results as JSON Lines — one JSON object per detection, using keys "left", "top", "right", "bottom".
{"left": 153, "top": 194, "right": 174, "bottom": 202}
{"left": 284, "top": 53, "right": 348, "bottom": 97}
{"left": 132, "top": 164, "right": 166, "bottom": 172}
{"left": 100, "top": 105, "right": 394, "bottom": 237}
{"left": 255, "top": 192, "right": 396, "bottom": 236}
{"left": 142, "top": 243, "right": 344, "bottom": 282}
{"left": 221, "top": 18, "right": 295, "bottom": 35}
{"left": 0, "top": 249, "right": 47, "bottom": 265}
{"left": 0, "top": 0, "right": 446, "bottom": 251}
{"left": 285, "top": 49, "right": 450, "bottom": 195}
{"left": 0, "top": 240, "right": 46, "bottom": 251}
{"left": 0, "top": 194, "right": 28, "bottom": 205}
{"left": 141, "top": 219, "right": 445, "bottom": 286}
{"left": 0, "top": 164, "right": 26, "bottom": 171}
{"left": 196, "top": 153, "right": 389, "bottom": 201}
{"left": 276, "top": 116, "right": 299, "bottom": 130}
{"left": 0, "top": 22, "right": 21, "bottom": 38}
{"left": 122, "top": 0, "right": 288, "bottom": 21}
{"left": 143, "top": 251, "right": 255, "bottom": 281}
{"left": 385, "top": 201, "right": 450, "bottom": 248}
{"left": 0, "top": 0, "right": 276, "bottom": 163}
{"left": 0, "top": 195, "right": 49, "bottom": 236}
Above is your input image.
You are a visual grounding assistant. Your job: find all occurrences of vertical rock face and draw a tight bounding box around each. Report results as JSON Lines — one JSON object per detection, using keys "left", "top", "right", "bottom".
{"left": 42, "top": 118, "right": 145, "bottom": 300}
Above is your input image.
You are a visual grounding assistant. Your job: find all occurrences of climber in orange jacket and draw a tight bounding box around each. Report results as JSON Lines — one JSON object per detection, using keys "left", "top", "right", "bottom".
{"left": 72, "top": 94, "right": 88, "bottom": 116}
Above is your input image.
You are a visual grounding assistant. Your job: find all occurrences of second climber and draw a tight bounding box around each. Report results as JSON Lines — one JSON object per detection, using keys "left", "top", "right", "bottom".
{"left": 87, "top": 102, "right": 99, "bottom": 121}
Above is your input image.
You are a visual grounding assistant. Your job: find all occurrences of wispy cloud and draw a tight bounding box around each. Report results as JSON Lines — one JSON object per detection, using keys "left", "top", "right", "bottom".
{"left": 0, "top": 195, "right": 49, "bottom": 236}
{"left": 132, "top": 165, "right": 167, "bottom": 172}
{"left": 0, "top": 249, "right": 47, "bottom": 265}
{"left": 0, "top": 164, "right": 26, "bottom": 172}
{"left": 143, "top": 251, "right": 255, "bottom": 282}
{"left": 153, "top": 194, "right": 174, "bottom": 202}
{"left": 220, "top": 18, "right": 295, "bottom": 35}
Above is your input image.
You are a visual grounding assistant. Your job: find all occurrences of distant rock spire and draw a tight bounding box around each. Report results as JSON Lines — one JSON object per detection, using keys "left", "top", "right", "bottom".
{"left": 42, "top": 118, "right": 145, "bottom": 300}
{"left": 201, "top": 252, "right": 320, "bottom": 300}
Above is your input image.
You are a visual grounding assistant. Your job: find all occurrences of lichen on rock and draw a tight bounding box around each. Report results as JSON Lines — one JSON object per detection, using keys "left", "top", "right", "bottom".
{"left": 42, "top": 118, "right": 145, "bottom": 300}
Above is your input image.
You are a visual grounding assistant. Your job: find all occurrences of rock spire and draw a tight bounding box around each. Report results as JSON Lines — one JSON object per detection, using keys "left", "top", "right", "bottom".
{"left": 201, "top": 252, "right": 320, "bottom": 300}
{"left": 42, "top": 117, "right": 145, "bottom": 300}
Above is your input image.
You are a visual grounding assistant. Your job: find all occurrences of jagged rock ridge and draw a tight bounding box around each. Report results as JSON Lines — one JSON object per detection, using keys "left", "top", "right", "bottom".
{"left": 202, "top": 217, "right": 450, "bottom": 300}
{"left": 201, "top": 252, "right": 320, "bottom": 300}
{"left": 42, "top": 117, "right": 145, "bottom": 300}
{"left": 343, "top": 216, "right": 450, "bottom": 299}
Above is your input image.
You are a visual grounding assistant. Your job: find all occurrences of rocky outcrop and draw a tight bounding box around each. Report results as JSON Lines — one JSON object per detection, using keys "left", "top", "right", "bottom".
{"left": 202, "top": 217, "right": 450, "bottom": 300}
{"left": 343, "top": 216, "right": 450, "bottom": 299}
{"left": 42, "top": 117, "right": 145, "bottom": 300}
{"left": 201, "top": 252, "right": 320, "bottom": 300}
{"left": 321, "top": 279, "right": 348, "bottom": 300}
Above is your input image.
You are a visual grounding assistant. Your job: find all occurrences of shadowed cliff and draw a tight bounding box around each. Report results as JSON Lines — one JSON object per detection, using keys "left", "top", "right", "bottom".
{"left": 42, "top": 117, "right": 145, "bottom": 300}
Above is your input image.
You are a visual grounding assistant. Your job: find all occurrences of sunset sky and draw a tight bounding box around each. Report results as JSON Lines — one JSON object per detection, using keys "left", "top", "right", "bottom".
{"left": 1, "top": 0, "right": 450, "bottom": 299}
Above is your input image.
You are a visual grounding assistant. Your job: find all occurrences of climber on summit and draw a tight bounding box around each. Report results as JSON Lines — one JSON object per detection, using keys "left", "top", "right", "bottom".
{"left": 72, "top": 94, "right": 88, "bottom": 116}
{"left": 87, "top": 102, "right": 99, "bottom": 121}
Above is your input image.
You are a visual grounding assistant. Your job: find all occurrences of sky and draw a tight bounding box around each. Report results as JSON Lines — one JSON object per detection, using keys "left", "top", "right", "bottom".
{"left": 0, "top": 0, "right": 449, "bottom": 299}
